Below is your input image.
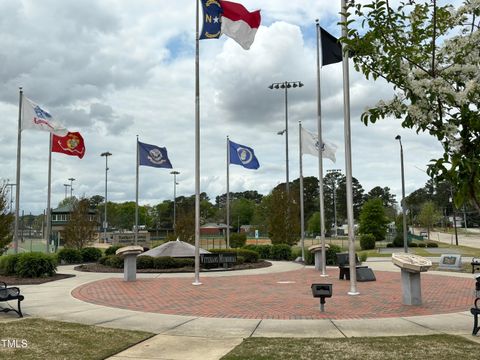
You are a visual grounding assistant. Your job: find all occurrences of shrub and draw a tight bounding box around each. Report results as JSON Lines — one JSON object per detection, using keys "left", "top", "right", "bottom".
{"left": 409, "top": 242, "right": 418, "bottom": 247}
{"left": 16, "top": 252, "right": 57, "bottom": 278}
{"left": 153, "top": 256, "right": 177, "bottom": 269}
{"left": 360, "top": 233, "right": 376, "bottom": 250}
{"left": 57, "top": 248, "right": 83, "bottom": 264}
{"left": 417, "top": 243, "right": 426, "bottom": 248}
{"left": 393, "top": 234, "right": 405, "bottom": 247}
{"left": 359, "top": 252, "right": 368, "bottom": 262}
{"left": 243, "top": 244, "right": 272, "bottom": 259}
{"left": 0, "top": 254, "right": 20, "bottom": 275}
{"left": 291, "top": 247, "right": 314, "bottom": 264}
{"left": 326, "top": 244, "right": 342, "bottom": 265}
{"left": 136, "top": 255, "right": 154, "bottom": 269}
{"left": 230, "top": 233, "right": 247, "bottom": 248}
{"left": 104, "top": 255, "right": 123, "bottom": 268}
{"left": 173, "top": 258, "right": 194, "bottom": 268}
{"left": 386, "top": 243, "right": 395, "bottom": 248}
{"left": 426, "top": 242, "right": 438, "bottom": 248}
{"left": 80, "top": 247, "right": 103, "bottom": 262}
{"left": 236, "top": 256, "right": 245, "bottom": 265}
{"left": 270, "top": 244, "right": 292, "bottom": 260}
{"left": 98, "top": 256, "right": 109, "bottom": 266}
{"left": 105, "top": 245, "right": 122, "bottom": 256}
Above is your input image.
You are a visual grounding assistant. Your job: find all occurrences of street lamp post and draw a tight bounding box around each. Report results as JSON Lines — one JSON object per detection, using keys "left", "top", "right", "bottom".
{"left": 170, "top": 171, "right": 180, "bottom": 231}
{"left": 269, "top": 81, "right": 304, "bottom": 195}
{"left": 395, "top": 135, "right": 408, "bottom": 253}
{"left": 327, "top": 169, "right": 341, "bottom": 238}
{"left": 68, "top": 177, "right": 75, "bottom": 198}
{"left": 101, "top": 152, "right": 112, "bottom": 243}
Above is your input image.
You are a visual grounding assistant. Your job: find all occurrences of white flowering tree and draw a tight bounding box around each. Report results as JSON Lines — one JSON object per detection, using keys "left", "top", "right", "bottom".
{"left": 342, "top": 0, "right": 480, "bottom": 214}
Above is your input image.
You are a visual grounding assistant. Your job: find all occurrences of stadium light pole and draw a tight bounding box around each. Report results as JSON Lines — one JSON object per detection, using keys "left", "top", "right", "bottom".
{"left": 170, "top": 171, "right": 180, "bottom": 231}
{"left": 68, "top": 177, "right": 75, "bottom": 198}
{"left": 63, "top": 184, "right": 70, "bottom": 200}
{"left": 395, "top": 135, "right": 408, "bottom": 253}
{"left": 101, "top": 152, "right": 112, "bottom": 243}
{"left": 269, "top": 81, "right": 304, "bottom": 195}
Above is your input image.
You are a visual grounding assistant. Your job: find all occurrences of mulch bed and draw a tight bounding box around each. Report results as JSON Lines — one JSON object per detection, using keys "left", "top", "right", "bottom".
{"left": 75, "top": 260, "right": 272, "bottom": 273}
{"left": 0, "top": 273, "right": 75, "bottom": 285}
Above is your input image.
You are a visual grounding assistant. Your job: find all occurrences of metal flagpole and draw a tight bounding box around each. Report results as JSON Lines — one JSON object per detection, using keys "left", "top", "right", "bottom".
{"left": 14, "top": 87, "right": 23, "bottom": 254}
{"left": 193, "top": 0, "right": 202, "bottom": 285}
{"left": 135, "top": 135, "right": 139, "bottom": 245}
{"left": 46, "top": 133, "right": 53, "bottom": 253}
{"left": 226, "top": 136, "right": 230, "bottom": 249}
{"left": 316, "top": 20, "right": 328, "bottom": 277}
{"left": 298, "top": 122, "right": 305, "bottom": 262}
{"left": 341, "top": 0, "right": 359, "bottom": 295}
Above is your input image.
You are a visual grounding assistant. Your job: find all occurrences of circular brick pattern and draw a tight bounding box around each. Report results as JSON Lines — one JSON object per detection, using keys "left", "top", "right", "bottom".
{"left": 71, "top": 268, "right": 475, "bottom": 319}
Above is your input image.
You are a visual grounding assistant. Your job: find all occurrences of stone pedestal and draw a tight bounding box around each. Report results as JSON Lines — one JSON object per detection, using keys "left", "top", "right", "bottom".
{"left": 308, "top": 244, "right": 330, "bottom": 271}
{"left": 115, "top": 246, "right": 144, "bottom": 282}
{"left": 123, "top": 254, "right": 138, "bottom": 281}
{"left": 400, "top": 269, "right": 422, "bottom": 305}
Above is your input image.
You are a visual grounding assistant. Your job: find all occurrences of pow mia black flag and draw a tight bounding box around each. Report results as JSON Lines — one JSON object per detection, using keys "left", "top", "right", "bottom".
{"left": 320, "top": 27, "right": 343, "bottom": 66}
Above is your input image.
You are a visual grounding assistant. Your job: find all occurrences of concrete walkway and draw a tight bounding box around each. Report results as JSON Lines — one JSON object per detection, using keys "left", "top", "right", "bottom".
{"left": 3, "top": 260, "right": 479, "bottom": 360}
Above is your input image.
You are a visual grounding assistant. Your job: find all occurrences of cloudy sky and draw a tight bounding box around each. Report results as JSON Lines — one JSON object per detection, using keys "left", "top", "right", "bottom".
{"left": 1, "top": 0, "right": 450, "bottom": 215}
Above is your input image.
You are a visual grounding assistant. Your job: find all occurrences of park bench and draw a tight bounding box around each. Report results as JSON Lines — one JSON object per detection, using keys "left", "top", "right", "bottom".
{"left": 336, "top": 252, "right": 367, "bottom": 280}
{"left": 471, "top": 298, "right": 480, "bottom": 335}
{"left": 471, "top": 258, "right": 480, "bottom": 274}
{"left": 0, "top": 282, "right": 24, "bottom": 318}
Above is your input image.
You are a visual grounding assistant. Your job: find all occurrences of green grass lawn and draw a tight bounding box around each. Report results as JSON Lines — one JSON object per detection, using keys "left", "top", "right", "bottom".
{"left": 221, "top": 335, "right": 480, "bottom": 360}
{"left": 0, "top": 318, "right": 153, "bottom": 360}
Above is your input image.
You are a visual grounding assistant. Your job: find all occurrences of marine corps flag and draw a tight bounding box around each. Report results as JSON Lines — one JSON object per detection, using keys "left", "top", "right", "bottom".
{"left": 51, "top": 132, "right": 86, "bottom": 159}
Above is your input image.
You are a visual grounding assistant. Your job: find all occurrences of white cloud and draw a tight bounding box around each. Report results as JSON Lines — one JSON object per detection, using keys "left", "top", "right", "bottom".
{"left": 0, "top": 0, "right": 445, "bottom": 214}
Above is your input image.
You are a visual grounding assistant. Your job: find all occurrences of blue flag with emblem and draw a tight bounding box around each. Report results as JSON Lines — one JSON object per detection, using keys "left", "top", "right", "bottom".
{"left": 199, "top": 0, "right": 222, "bottom": 40}
{"left": 138, "top": 141, "right": 173, "bottom": 168}
{"left": 229, "top": 140, "right": 260, "bottom": 169}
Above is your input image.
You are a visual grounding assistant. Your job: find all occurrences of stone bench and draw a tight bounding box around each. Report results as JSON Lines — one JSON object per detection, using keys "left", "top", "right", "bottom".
{"left": 0, "top": 282, "right": 24, "bottom": 318}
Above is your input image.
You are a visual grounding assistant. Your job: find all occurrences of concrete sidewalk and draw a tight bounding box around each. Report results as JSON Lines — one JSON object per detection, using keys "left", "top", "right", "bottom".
{"left": 4, "top": 260, "right": 479, "bottom": 360}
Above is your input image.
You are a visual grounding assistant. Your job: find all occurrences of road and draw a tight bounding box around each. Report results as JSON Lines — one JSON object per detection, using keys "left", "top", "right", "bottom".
{"left": 423, "top": 228, "right": 480, "bottom": 249}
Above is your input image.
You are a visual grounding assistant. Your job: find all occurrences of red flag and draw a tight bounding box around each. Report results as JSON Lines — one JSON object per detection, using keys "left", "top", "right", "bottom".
{"left": 51, "top": 131, "right": 85, "bottom": 159}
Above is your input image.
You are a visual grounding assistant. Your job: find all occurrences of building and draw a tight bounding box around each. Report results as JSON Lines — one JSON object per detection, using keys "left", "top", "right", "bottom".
{"left": 48, "top": 204, "right": 100, "bottom": 248}
{"left": 200, "top": 223, "right": 230, "bottom": 236}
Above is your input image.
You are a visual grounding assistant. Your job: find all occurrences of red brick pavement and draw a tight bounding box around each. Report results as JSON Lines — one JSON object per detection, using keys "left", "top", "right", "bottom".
{"left": 71, "top": 268, "right": 476, "bottom": 320}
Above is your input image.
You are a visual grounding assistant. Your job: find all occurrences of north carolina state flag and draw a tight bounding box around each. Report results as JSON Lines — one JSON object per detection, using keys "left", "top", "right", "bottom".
{"left": 52, "top": 131, "right": 85, "bottom": 159}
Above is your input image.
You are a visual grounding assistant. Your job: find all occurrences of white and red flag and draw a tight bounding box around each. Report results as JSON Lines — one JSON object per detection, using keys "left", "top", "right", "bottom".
{"left": 221, "top": 1, "right": 261, "bottom": 50}
{"left": 21, "top": 97, "right": 68, "bottom": 136}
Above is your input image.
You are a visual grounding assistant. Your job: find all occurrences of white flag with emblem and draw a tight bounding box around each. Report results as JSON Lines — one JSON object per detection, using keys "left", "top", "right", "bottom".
{"left": 301, "top": 127, "right": 337, "bottom": 163}
{"left": 21, "top": 97, "right": 68, "bottom": 136}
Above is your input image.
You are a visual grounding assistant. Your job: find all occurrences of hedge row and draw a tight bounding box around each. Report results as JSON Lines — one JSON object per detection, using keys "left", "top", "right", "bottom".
{"left": 386, "top": 242, "right": 439, "bottom": 248}
{"left": 98, "top": 255, "right": 195, "bottom": 269}
{"left": 242, "top": 244, "right": 293, "bottom": 260}
{"left": 0, "top": 252, "right": 57, "bottom": 278}
{"left": 57, "top": 247, "right": 103, "bottom": 264}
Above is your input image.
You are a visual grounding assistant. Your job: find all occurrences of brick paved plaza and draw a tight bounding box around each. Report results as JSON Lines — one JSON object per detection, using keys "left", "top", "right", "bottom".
{"left": 72, "top": 268, "right": 475, "bottom": 320}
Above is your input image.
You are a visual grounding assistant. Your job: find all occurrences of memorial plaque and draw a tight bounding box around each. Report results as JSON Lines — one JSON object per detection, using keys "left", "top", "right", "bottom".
{"left": 438, "top": 254, "right": 462, "bottom": 270}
